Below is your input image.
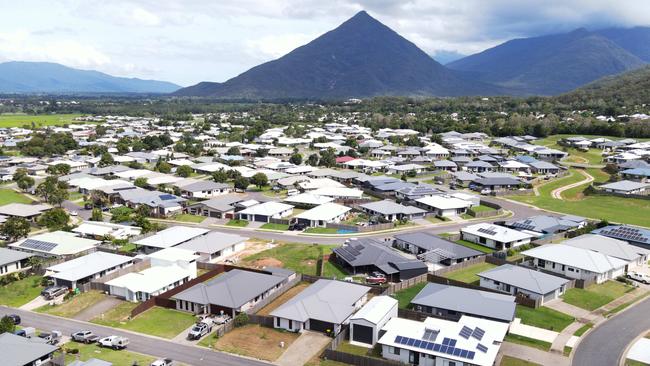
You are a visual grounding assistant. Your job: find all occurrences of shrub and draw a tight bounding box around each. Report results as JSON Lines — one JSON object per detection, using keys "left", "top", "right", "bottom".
{"left": 234, "top": 312, "right": 249, "bottom": 327}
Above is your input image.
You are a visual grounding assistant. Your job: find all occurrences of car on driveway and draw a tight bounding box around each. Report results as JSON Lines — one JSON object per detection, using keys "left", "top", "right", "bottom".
{"left": 98, "top": 335, "right": 129, "bottom": 350}
{"left": 627, "top": 271, "right": 650, "bottom": 284}
{"left": 188, "top": 320, "right": 213, "bottom": 340}
{"left": 41, "top": 286, "right": 67, "bottom": 300}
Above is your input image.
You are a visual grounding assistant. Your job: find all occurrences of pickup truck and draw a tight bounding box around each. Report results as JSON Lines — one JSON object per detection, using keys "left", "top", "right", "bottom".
{"left": 151, "top": 358, "right": 174, "bottom": 366}
{"left": 627, "top": 271, "right": 650, "bottom": 284}
{"left": 98, "top": 335, "right": 129, "bottom": 350}
{"left": 38, "top": 331, "right": 62, "bottom": 345}
{"left": 71, "top": 330, "right": 100, "bottom": 344}
{"left": 187, "top": 321, "right": 212, "bottom": 340}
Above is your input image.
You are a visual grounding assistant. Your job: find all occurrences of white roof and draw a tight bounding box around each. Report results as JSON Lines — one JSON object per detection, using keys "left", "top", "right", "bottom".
{"left": 134, "top": 226, "right": 209, "bottom": 249}
{"left": 284, "top": 193, "right": 334, "bottom": 206}
{"left": 416, "top": 195, "right": 473, "bottom": 210}
{"left": 72, "top": 221, "right": 141, "bottom": 238}
{"left": 563, "top": 234, "right": 650, "bottom": 262}
{"left": 115, "top": 169, "right": 153, "bottom": 179}
{"left": 461, "top": 223, "right": 534, "bottom": 242}
{"left": 350, "top": 296, "right": 397, "bottom": 324}
{"left": 311, "top": 187, "right": 363, "bottom": 198}
{"left": 47, "top": 252, "right": 133, "bottom": 282}
{"left": 522, "top": 244, "right": 628, "bottom": 273}
{"left": 378, "top": 315, "right": 508, "bottom": 366}
{"left": 168, "top": 158, "right": 195, "bottom": 166}
{"left": 106, "top": 265, "right": 190, "bottom": 294}
{"left": 147, "top": 247, "right": 199, "bottom": 263}
{"left": 285, "top": 166, "right": 318, "bottom": 174}
{"left": 295, "top": 203, "right": 351, "bottom": 221}
{"left": 10, "top": 231, "right": 100, "bottom": 256}
{"left": 239, "top": 201, "right": 293, "bottom": 216}
{"left": 299, "top": 178, "right": 344, "bottom": 190}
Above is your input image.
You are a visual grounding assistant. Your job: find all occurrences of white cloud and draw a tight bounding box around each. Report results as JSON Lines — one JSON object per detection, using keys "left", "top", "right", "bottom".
{"left": 245, "top": 33, "right": 316, "bottom": 61}
{"left": 131, "top": 7, "right": 162, "bottom": 27}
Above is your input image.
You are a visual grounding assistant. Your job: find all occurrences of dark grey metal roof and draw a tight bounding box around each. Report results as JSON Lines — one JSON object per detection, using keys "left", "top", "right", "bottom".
{"left": 411, "top": 283, "right": 516, "bottom": 322}
{"left": 394, "top": 232, "right": 483, "bottom": 260}
{"left": 478, "top": 264, "right": 570, "bottom": 295}
{"left": 334, "top": 238, "right": 427, "bottom": 274}
{"left": 0, "top": 333, "right": 58, "bottom": 366}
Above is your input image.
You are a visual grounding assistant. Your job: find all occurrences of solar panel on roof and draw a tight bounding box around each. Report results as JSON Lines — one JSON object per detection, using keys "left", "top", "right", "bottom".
{"left": 423, "top": 329, "right": 438, "bottom": 341}
{"left": 414, "top": 340, "right": 422, "bottom": 348}
{"left": 20, "top": 239, "right": 58, "bottom": 252}
{"left": 407, "top": 338, "right": 415, "bottom": 346}
{"left": 453, "top": 348, "right": 462, "bottom": 356}
{"left": 467, "top": 351, "right": 476, "bottom": 360}
{"left": 477, "top": 343, "right": 488, "bottom": 353}
{"left": 395, "top": 336, "right": 403, "bottom": 343}
{"left": 471, "top": 327, "right": 485, "bottom": 340}
{"left": 460, "top": 349, "right": 469, "bottom": 358}
{"left": 159, "top": 194, "right": 177, "bottom": 200}
{"left": 446, "top": 347, "right": 455, "bottom": 355}
{"left": 449, "top": 339, "right": 457, "bottom": 347}
{"left": 442, "top": 338, "right": 450, "bottom": 345}
{"left": 459, "top": 326, "right": 473, "bottom": 339}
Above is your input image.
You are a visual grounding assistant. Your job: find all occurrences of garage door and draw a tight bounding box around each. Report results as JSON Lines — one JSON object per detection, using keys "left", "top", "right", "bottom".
{"left": 310, "top": 319, "right": 335, "bottom": 333}
{"left": 543, "top": 291, "right": 556, "bottom": 303}
{"left": 352, "top": 324, "right": 373, "bottom": 345}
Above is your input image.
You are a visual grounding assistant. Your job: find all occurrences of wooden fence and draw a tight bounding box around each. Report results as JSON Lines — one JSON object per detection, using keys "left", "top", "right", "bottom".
{"left": 325, "top": 222, "right": 395, "bottom": 233}
{"left": 383, "top": 273, "right": 428, "bottom": 296}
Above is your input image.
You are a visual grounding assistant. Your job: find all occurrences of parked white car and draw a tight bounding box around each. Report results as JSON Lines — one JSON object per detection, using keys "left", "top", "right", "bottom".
{"left": 98, "top": 335, "right": 129, "bottom": 350}
{"left": 627, "top": 271, "right": 650, "bottom": 284}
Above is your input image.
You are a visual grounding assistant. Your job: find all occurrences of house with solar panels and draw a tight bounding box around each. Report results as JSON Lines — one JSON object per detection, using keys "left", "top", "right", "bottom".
{"left": 8, "top": 231, "right": 101, "bottom": 258}
{"left": 592, "top": 225, "right": 650, "bottom": 250}
{"left": 460, "top": 223, "right": 534, "bottom": 250}
{"left": 393, "top": 232, "right": 483, "bottom": 269}
{"left": 377, "top": 314, "right": 509, "bottom": 366}
{"left": 505, "top": 215, "right": 587, "bottom": 236}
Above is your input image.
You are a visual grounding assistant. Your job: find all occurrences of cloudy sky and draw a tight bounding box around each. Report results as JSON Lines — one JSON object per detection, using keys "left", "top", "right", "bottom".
{"left": 1, "top": 0, "right": 649, "bottom": 86}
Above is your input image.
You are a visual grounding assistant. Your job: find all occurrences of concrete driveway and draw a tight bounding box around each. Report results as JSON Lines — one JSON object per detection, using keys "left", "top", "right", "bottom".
{"left": 20, "top": 294, "right": 64, "bottom": 311}
{"left": 275, "top": 331, "right": 331, "bottom": 366}
{"left": 73, "top": 296, "right": 123, "bottom": 321}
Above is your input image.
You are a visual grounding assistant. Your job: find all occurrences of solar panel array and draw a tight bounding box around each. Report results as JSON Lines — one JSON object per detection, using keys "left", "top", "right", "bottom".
{"left": 476, "top": 343, "right": 489, "bottom": 353}
{"left": 393, "top": 335, "right": 476, "bottom": 361}
{"left": 423, "top": 329, "right": 439, "bottom": 341}
{"left": 19, "top": 239, "right": 58, "bottom": 252}
{"left": 459, "top": 326, "right": 473, "bottom": 339}
{"left": 477, "top": 227, "right": 498, "bottom": 236}
{"left": 159, "top": 194, "right": 177, "bottom": 201}
{"left": 600, "top": 226, "right": 649, "bottom": 243}
{"left": 471, "top": 327, "right": 485, "bottom": 341}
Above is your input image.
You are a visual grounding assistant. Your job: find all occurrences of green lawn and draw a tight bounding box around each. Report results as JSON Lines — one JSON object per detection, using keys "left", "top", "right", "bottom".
{"left": 533, "top": 134, "right": 607, "bottom": 165}
{"left": 241, "top": 243, "right": 346, "bottom": 278}
{"left": 500, "top": 356, "right": 542, "bottom": 366}
{"left": 0, "top": 113, "right": 83, "bottom": 128}
{"left": 562, "top": 281, "right": 635, "bottom": 311}
{"left": 425, "top": 216, "right": 445, "bottom": 224}
{"left": 36, "top": 291, "right": 106, "bottom": 318}
{"left": 504, "top": 333, "right": 552, "bottom": 351}
{"left": 260, "top": 223, "right": 289, "bottom": 231}
{"left": 226, "top": 219, "right": 249, "bottom": 227}
{"left": 626, "top": 359, "right": 650, "bottom": 366}
{"left": 0, "top": 189, "right": 33, "bottom": 205}
{"left": 93, "top": 306, "right": 195, "bottom": 339}
{"left": 0, "top": 275, "right": 43, "bottom": 307}
{"left": 304, "top": 227, "right": 338, "bottom": 234}
{"left": 62, "top": 342, "right": 155, "bottom": 365}
{"left": 510, "top": 169, "right": 650, "bottom": 227}
{"left": 90, "top": 301, "right": 138, "bottom": 325}
{"left": 471, "top": 204, "right": 497, "bottom": 213}
{"left": 455, "top": 239, "right": 495, "bottom": 254}
{"left": 574, "top": 323, "right": 593, "bottom": 337}
{"left": 515, "top": 305, "right": 574, "bottom": 331}
{"left": 172, "top": 213, "right": 205, "bottom": 223}
{"left": 393, "top": 282, "right": 427, "bottom": 309}
{"left": 442, "top": 262, "right": 497, "bottom": 285}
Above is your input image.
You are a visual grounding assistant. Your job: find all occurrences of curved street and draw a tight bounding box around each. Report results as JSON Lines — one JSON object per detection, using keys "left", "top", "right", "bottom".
{"left": 550, "top": 170, "right": 594, "bottom": 200}
{"left": 573, "top": 297, "right": 650, "bottom": 366}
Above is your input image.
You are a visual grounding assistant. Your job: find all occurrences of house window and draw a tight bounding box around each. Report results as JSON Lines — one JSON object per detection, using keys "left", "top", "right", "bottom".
{"left": 389, "top": 347, "right": 400, "bottom": 355}
{"left": 276, "top": 317, "right": 280, "bottom": 327}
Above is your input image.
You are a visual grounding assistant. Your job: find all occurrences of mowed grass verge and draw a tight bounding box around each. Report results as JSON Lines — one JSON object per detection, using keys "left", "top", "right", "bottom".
{"left": 92, "top": 306, "right": 195, "bottom": 339}
{"left": 62, "top": 342, "right": 156, "bottom": 365}
{"left": 36, "top": 291, "right": 106, "bottom": 318}
{"left": 500, "top": 355, "right": 542, "bottom": 366}
{"left": 0, "top": 189, "right": 33, "bottom": 205}
{"left": 0, "top": 275, "right": 43, "bottom": 307}
{"left": 201, "top": 324, "right": 299, "bottom": 361}
{"left": 0, "top": 113, "right": 83, "bottom": 128}
{"left": 442, "top": 262, "right": 497, "bottom": 285}
{"left": 562, "top": 281, "right": 635, "bottom": 311}
{"left": 515, "top": 305, "right": 574, "bottom": 332}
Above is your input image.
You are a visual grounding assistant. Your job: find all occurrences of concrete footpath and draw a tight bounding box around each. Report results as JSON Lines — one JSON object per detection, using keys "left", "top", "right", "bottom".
{"left": 275, "top": 331, "right": 330, "bottom": 366}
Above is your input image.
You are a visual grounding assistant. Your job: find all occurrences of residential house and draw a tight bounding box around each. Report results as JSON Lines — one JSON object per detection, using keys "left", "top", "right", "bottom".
{"left": 394, "top": 184, "right": 443, "bottom": 201}
{"left": 505, "top": 215, "right": 586, "bottom": 236}
{"left": 186, "top": 194, "right": 245, "bottom": 218}
{"left": 0, "top": 247, "right": 32, "bottom": 276}
{"left": 0, "top": 332, "right": 59, "bottom": 366}
{"left": 46, "top": 251, "right": 135, "bottom": 289}
{"left": 72, "top": 221, "right": 141, "bottom": 240}
{"left": 359, "top": 200, "right": 426, "bottom": 222}
{"left": 460, "top": 223, "right": 534, "bottom": 250}
{"left": 478, "top": 264, "right": 570, "bottom": 305}
{"left": 414, "top": 195, "right": 473, "bottom": 217}
{"left": 178, "top": 181, "right": 232, "bottom": 199}
{"left": 592, "top": 225, "right": 650, "bottom": 249}
{"left": 563, "top": 234, "right": 650, "bottom": 269}
{"left": 599, "top": 180, "right": 649, "bottom": 195}
{"left": 393, "top": 232, "right": 483, "bottom": 268}
{"left": 0, "top": 203, "right": 51, "bottom": 222}
{"left": 133, "top": 226, "right": 209, "bottom": 253}
{"left": 176, "top": 231, "right": 248, "bottom": 262}
{"left": 293, "top": 202, "right": 351, "bottom": 227}
{"left": 469, "top": 177, "right": 523, "bottom": 192}
{"left": 349, "top": 296, "right": 398, "bottom": 347}
{"left": 271, "top": 279, "right": 370, "bottom": 335}
{"left": 9, "top": 231, "right": 100, "bottom": 258}
{"left": 621, "top": 168, "right": 650, "bottom": 183}
{"left": 237, "top": 201, "right": 294, "bottom": 223}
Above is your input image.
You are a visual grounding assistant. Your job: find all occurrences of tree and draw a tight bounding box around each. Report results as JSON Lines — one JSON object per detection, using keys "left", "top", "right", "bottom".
{"left": 318, "top": 148, "right": 336, "bottom": 167}
{"left": 226, "top": 146, "right": 240, "bottom": 156}
{"left": 307, "top": 154, "right": 319, "bottom": 166}
{"left": 35, "top": 176, "right": 69, "bottom": 206}
{"left": 289, "top": 153, "right": 303, "bottom": 165}
{"left": 46, "top": 163, "right": 71, "bottom": 176}
{"left": 110, "top": 206, "right": 134, "bottom": 223}
{"left": 16, "top": 176, "right": 35, "bottom": 191}
{"left": 155, "top": 159, "right": 171, "bottom": 174}
{"left": 0, "top": 217, "right": 30, "bottom": 242}
{"left": 134, "top": 177, "right": 148, "bottom": 188}
{"left": 255, "top": 148, "right": 268, "bottom": 157}
{"left": 99, "top": 152, "right": 115, "bottom": 167}
{"left": 212, "top": 170, "right": 228, "bottom": 183}
{"left": 176, "top": 165, "right": 193, "bottom": 178}
{"left": 90, "top": 208, "right": 103, "bottom": 221}
{"left": 0, "top": 316, "right": 16, "bottom": 334}
{"left": 13, "top": 168, "right": 28, "bottom": 182}
{"left": 234, "top": 176, "right": 250, "bottom": 191}
{"left": 38, "top": 208, "right": 70, "bottom": 231}
{"left": 251, "top": 173, "right": 268, "bottom": 189}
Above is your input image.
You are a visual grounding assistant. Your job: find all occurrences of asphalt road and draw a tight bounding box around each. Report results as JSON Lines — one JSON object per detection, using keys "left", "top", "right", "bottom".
{"left": 572, "top": 297, "right": 650, "bottom": 366}
{"left": 0, "top": 307, "right": 269, "bottom": 366}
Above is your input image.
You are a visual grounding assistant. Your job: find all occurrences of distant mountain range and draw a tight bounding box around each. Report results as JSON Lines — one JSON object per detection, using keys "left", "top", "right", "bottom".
{"left": 0, "top": 61, "right": 180, "bottom": 94}
{"left": 447, "top": 27, "right": 649, "bottom": 95}
{"left": 558, "top": 65, "right": 650, "bottom": 105}
{"left": 173, "top": 11, "right": 506, "bottom": 99}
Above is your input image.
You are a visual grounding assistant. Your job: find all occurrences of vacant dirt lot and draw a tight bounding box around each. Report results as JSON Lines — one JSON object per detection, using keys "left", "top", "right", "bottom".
{"left": 210, "top": 324, "right": 300, "bottom": 361}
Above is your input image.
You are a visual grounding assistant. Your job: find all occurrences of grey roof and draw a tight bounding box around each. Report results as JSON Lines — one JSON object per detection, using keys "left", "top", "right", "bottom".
{"left": 0, "top": 247, "right": 32, "bottom": 266}
{"left": 452, "top": 171, "right": 479, "bottom": 181}
{"left": 176, "top": 231, "right": 248, "bottom": 255}
{"left": 334, "top": 238, "right": 427, "bottom": 274}
{"left": 180, "top": 181, "right": 230, "bottom": 192}
{"left": 47, "top": 252, "right": 133, "bottom": 282}
{"left": 529, "top": 161, "right": 559, "bottom": 170}
{"left": 86, "top": 165, "right": 130, "bottom": 176}
{"left": 478, "top": 264, "right": 570, "bottom": 295}
{"left": 0, "top": 333, "right": 58, "bottom": 366}
{"left": 433, "top": 160, "right": 457, "bottom": 167}
{"left": 506, "top": 215, "right": 583, "bottom": 234}
{"left": 592, "top": 225, "right": 650, "bottom": 245}
{"left": 0, "top": 203, "right": 51, "bottom": 217}
{"left": 411, "top": 283, "right": 516, "bottom": 322}
{"left": 172, "top": 269, "right": 291, "bottom": 308}
{"left": 394, "top": 232, "right": 483, "bottom": 260}
{"left": 69, "top": 359, "right": 113, "bottom": 366}
{"left": 466, "top": 160, "right": 494, "bottom": 168}
{"left": 188, "top": 194, "right": 244, "bottom": 212}
{"left": 270, "top": 279, "right": 370, "bottom": 323}
{"left": 600, "top": 180, "right": 649, "bottom": 192}
{"left": 359, "top": 200, "right": 426, "bottom": 215}
{"left": 563, "top": 234, "right": 650, "bottom": 262}
{"left": 395, "top": 183, "right": 443, "bottom": 198}
{"left": 374, "top": 181, "right": 415, "bottom": 192}
{"left": 472, "top": 177, "right": 522, "bottom": 186}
